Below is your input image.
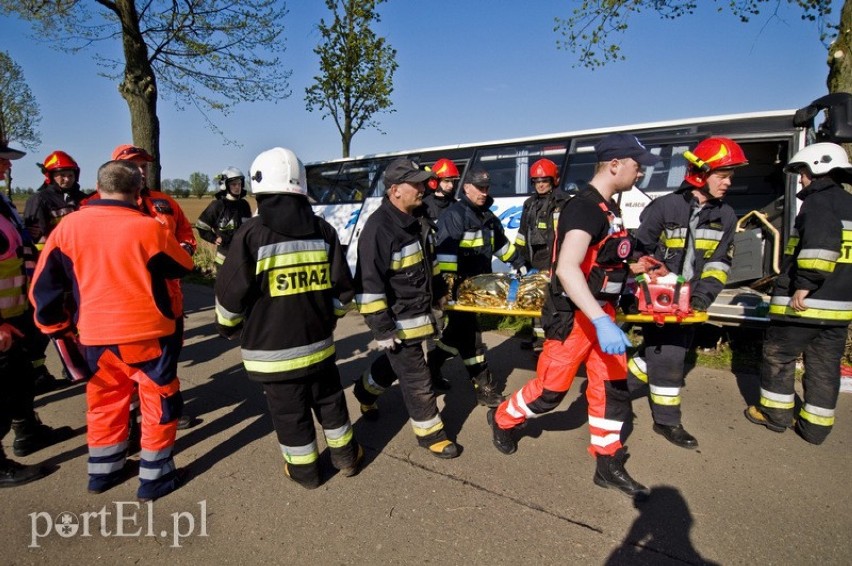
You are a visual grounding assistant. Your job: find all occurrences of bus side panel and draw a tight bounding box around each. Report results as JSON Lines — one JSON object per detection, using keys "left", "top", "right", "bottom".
{"left": 344, "top": 196, "right": 384, "bottom": 275}
{"left": 312, "top": 203, "right": 364, "bottom": 247}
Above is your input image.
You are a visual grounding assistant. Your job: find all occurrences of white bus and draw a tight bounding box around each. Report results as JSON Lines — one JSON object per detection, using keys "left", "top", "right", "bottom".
{"left": 305, "top": 95, "right": 852, "bottom": 326}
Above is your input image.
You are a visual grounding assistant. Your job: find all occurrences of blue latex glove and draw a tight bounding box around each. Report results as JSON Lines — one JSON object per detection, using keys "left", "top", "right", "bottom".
{"left": 591, "top": 315, "right": 632, "bottom": 355}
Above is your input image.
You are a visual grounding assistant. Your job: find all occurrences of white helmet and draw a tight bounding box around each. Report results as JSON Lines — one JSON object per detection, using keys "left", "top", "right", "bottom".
{"left": 785, "top": 142, "right": 852, "bottom": 176}
{"left": 249, "top": 147, "right": 307, "bottom": 196}
{"left": 218, "top": 166, "right": 245, "bottom": 190}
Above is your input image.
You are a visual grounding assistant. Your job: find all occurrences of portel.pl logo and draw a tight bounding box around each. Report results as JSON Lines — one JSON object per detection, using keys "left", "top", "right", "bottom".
{"left": 29, "top": 500, "right": 208, "bottom": 548}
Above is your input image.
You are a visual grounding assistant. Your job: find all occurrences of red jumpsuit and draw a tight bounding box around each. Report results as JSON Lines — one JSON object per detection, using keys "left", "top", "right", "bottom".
{"left": 493, "top": 186, "right": 633, "bottom": 456}
{"left": 30, "top": 200, "right": 193, "bottom": 500}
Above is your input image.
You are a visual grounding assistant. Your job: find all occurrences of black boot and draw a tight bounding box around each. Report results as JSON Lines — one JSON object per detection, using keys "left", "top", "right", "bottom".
{"left": 593, "top": 448, "right": 650, "bottom": 501}
{"left": 33, "top": 367, "right": 59, "bottom": 395}
{"left": 12, "top": 414, "right": 74, "bottom": 457}
{"left": 0, "top": 457, "right": 45, "bottom": 488}
{"left": 331, "top": 442, "right": 364, "bottom": 477}
{"left": 284, "top": 461, "right": 321, "bottom": 489}
{"left": 487, "top": 408, "right": 517, "bottom": 454}
{"left": 427, "top": 352, "right": 451, "bottom": 392}
{"left": 652, "top": 423, "right": 698, "bottom": 449}
{"left": 472, "top": 370, "right": 505, "bottom": 407}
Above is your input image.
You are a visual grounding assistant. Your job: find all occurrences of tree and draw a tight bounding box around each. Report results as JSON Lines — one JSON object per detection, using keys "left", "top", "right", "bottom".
{"left": 554, "top": 1, "right": 850, "bottom": 93}
{"left": 305, "top": 0, "right": 398, "bottom": 157}
{"left": 189, "top": 172, "right": 210, "bottom": 198}
{"left": 0, "top": 0, "right": 292, "bottom": 187}
{"left": 0, "top": 50, "right": 41, "bottom": 197}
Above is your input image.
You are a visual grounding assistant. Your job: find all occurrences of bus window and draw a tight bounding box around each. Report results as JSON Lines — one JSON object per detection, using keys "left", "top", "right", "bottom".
{"left": 470, "top": 142, "right": 569, "bottom": 197}
{"left": 305, "top": 161, "right": 378, "bottom": 204}
{"left": 306, "top": 163, "right": 342, "bottom": 204}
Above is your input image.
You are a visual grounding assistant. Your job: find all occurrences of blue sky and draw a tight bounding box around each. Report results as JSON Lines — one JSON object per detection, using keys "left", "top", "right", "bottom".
{"left": 0, "top": 0, "right": 843, "bottom": 190}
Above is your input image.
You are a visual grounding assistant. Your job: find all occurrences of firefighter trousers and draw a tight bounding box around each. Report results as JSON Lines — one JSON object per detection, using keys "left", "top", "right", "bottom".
{"left": 759, "top": 321, "right": 848, "bottom": 444}
{"left": 85, "top": 329, "right": 184, "bottom": 500}
{"left": 355, "top": 341, "right": 448, "bottom": 448}
{"left": 0, "top": 343, "right": 38, "bottom": 454}
{"left": 627, "top": 324, "right": 696, "bottom": 426}
{"left": 431, "top": 311, "right": 487, "bottom": 378}
{"left": 494, "top": 307, "right": 631, "bottom": 456}
{"left": 262, "top": 366, "right": 358, "bottom": 479}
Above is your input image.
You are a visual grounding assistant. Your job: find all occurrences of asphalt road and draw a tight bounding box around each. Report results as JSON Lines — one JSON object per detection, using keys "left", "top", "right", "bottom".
{"left": 2, "top": 283, "right": 850, "bottom": 565}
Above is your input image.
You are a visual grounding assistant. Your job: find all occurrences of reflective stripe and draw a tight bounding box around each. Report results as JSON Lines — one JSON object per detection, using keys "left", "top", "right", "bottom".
{"left": 139, "top": 459, "right": 176, "bottom": 481}
{"left": 140, "top": 446, "right": 173, "bottom": 461}
{"left": 769, "top": 296, "right": 852, "bottom": 321}
{"left": 256, "top": 240, "right": 330, "bottom": 273}
{"left": 324, "top": 423, "right": 354, "bottom": 448}
{"left": 243, "top": 337, "right": 335, "bottom": 373}
{"left": 495, "top": 241, "right": 515, "bottom": 262}
{"left": 462, "top": 353, "right": 486, "bottom": 366}
{"left": 799, "top": 403, "right": 836, "bottom": 426}
{"left": 396, "top": 314, "right": 434, "bottom": 339}
{"left": 459, "top": 230, "right": 485, "bottom": 248}
{"left": 196, "top": 219, "right": 213, "bottom": 231}
{"left": 281, "top": 441, "right": 319, "bottom": 465}
{"left": 214, "top": 250, "right": 226, "bottom": 265}
{"left": 661, "top": 227, "right": 686, "bottom": 249}
{"left": 356, "top": 292, "right": 388, "bottom": 314}
{"left": 334, "top": 298, "right": 354, "bottom": 317}
{"left": 701, "top": 261, "right": 730, "bottom": 284}
{"left": 759, "top": 387, "right": 795, "bottom": 410}
{"left": 89, "top": 443, "right": 129, "bottom": 457}
{"left": 437, "top": 253, "right": 457, "bottom": 273}
{"left": 628, "top": 356, "right": 647, "bottom": 383}
{"left": 507, "top": 389, "right": 534, "bottom": 419}
{"left": 588, "top": 415, "right": 623, "bottom": 432}
{"left": 590, "top": 433, "right": 621, "bottom": 447}
{"left": 411, "top": 414, "right": 444, "bottom": 438}
{"left": 650, "top": 384, "right": 681, "bottom": 406}
{"left": 390, "top": 241, "right": 424, "bottom": 271}
{"left": 797, "top": 248, "right": 839, "bottom": 272}
{"left": 362, "top": 370, "right": 385, "bottom": 396}
{"left": 515, "top": 233, "right": 527, "bottom": 246}
{"left": 215, "top": 299, "right": 245, "bottom": 327}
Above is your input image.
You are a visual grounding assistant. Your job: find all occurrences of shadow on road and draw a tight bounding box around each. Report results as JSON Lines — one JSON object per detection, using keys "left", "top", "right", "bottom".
{"left": 605, "top": 485, "right": 720, "bottom": 566}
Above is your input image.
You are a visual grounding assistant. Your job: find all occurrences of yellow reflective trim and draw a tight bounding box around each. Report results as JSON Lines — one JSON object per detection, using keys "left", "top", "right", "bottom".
{"left": 695, "top": 239, "right": 719, "bottom": 251}
{"left": 662, "top": 237, "right": 685, "bottom": 249}
{"left": 390, "top": 249, "right": 424, "bottom": 271}
{"left": 325, "top": 428, "right": 353, "bottom": 448}
{"left": 797, "top": 258, "right": 836, "bottom": 272}
{"left": 650, "top": 393, "right": 681, "bottom": 406}
{"left": 397, "top": 324, "right": 434, "bottom": 340}
{"left": 244, "top": 343, "right": 335, "bottom": 373}
{"left": 460, "top": 238, "right": 485, "bottom": 248}
{"left": 627, "top": 358, "right": 647, "bottom": 383}
{"left": 358, "top": 299, "right": 388, "bottom": 314}
{"left": 498, "top": 243, "right": 516, "bottom": 262}
{"left": 438, "top": 261, "right": 457, "bottom": 272}
{"left": 412, "top": 420, "right": 445, "bottom": 438}
{"left": 784, "top": 236, "right": 800, "bottom": 256}
{"left": 759, "top": 397, "right": 795, "bottom": 410}
{"left": 268, "top": 264, "right": 332, "bottom": 297}
{"left": 256, "top": 250, "right": 329, "bottom": 274}
{"left": 768, "top": 304, "right": 852, "bottom": 321}
{"left": 799, "top": 409, "right": 835, "bottom": 427}
{"left": 283, "top": 451, "right": 319, "bottom": 465}
{"left": 701, "top": 270, "right": 728, "bottom": 284}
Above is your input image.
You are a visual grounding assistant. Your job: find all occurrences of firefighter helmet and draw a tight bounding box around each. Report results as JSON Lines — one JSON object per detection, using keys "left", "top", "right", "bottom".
{"left": 39, "top": 150, "right": 79, "bottom": 184}
{"left": 683, "top": 137, "right": 748, "bottom": 187}
{"left": 530, "top": 158, "right": 559, "bottom": 184}
{"left": 249, "top": 147, "right": 306, "bottom": 196}
{"left": 428, "top": 158, "right": 459, "bottom": 190}
{"left": 217, "top": 166, "right": 246, "bottom": 191}
{"left": 784, "top": 142, "right": 852, "bottom": 176}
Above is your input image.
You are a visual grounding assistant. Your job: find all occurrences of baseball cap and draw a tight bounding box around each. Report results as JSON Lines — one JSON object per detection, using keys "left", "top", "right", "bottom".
{"left": 112, "top": 144, "right": 154, "bottom": 162}
{"left": 383, "top": 158, "right": 435, "bottom": 185}
{"left": 464, "top": 167, "right": 491, "bottom": 188}
{"left": 594, "top": 134, "right": 661, "bottom": 166}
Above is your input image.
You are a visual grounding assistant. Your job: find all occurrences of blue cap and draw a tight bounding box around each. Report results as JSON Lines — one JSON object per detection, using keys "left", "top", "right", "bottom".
{"left": 595, "top": 134, "right": 660, "bottom": 166}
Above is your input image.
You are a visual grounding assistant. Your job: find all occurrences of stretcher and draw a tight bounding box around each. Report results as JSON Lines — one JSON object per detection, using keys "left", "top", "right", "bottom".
{"left": 444, "top": 303, "right": 709, "bottom": 324}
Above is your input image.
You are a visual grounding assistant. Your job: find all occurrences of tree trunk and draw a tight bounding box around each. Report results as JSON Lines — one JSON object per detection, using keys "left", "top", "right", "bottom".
{"left": 828, "top": 0, "right": 852, "bottom": 94}
{"left": 115, "top": 0, "right": 161, "bottom": 188}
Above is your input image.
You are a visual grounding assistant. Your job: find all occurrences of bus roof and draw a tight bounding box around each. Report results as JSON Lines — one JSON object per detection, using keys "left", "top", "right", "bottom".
{"left": 305, "top": 109, "right": 797, "bottom": 166}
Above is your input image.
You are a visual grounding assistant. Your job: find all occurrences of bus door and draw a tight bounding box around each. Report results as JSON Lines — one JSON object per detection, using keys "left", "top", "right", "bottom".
{"left": 306, "top": 160, "right": 382, "bottom": 250}
{"left": 465, "top": 141, "right": 570, "bottom": 271}
{"left": 343, "top": 157, "right": 395, "bottom": 274}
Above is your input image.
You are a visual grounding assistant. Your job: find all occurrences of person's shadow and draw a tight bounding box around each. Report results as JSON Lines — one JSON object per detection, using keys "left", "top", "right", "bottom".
{"left": 605, "top": 485, "right": 720, "bottom": 566}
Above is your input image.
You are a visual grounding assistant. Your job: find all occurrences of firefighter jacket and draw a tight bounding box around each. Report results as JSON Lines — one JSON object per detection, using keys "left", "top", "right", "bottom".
{"left": 420, "top": 191, "right": 456, "bottom": 224}
{"left": 23, "top": 182, "right": 89, "bottom": 250}
{"left": 543, "top": 185, "right": 632, "bottom": 341}
{"left": 196, "top": 189, "right": 253, "bottom": 249}
{"left": 29, "top": 200, "right": 194, "bottom": 345}
{"left": 769, "top": 176, "right": 852, "bottom": 325}
{"left": 355, "top": 196, "right": 446, "bottom": 343}
{"left": 634, "top": 185, "right": 736, "bottom": 307}
{"left": 515, "top": 189, "right": 570, "bottom": 271}
{"left": 215, "top": 194, "right": 354, "bottom": 382}
{"left": 435, "top": 193, "right": 525, "bottom": 282}
{"left": 0, "top": 202, "right": 29, "bottom": 323}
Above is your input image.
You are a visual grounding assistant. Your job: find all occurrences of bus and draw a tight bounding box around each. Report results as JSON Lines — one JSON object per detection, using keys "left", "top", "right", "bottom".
{"left": 305, "top": 95, "right": 852, "bottom": 326}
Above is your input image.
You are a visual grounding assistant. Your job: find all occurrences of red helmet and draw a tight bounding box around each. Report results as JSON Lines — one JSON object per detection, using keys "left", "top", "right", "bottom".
{"left": 428, "top": 158, "right": 459, "bottom": 191}
{"left": 39, "top": 150, "right": 79, "bottom": 184}
{"left": 530, "top": 158, "right": 559, "bottom": 184}
{"left": 683, "top": 137, "right": 748, "bottom": 187}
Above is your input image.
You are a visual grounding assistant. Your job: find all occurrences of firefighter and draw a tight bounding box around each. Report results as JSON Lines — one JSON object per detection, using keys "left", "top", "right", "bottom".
{"left": 515, "top": 158, "right": 570, "bottom": 351}
{"left": 215, "top": 147, "right": 362, "bottom": 488}
{"left": 107, "top": 144, "right": 197, "bottom": 433}
{"left": 420, "top": 157, "right": 459, "bottom": 223}
{"left": 745, "top": 142, "right": 852, "bottom": 444}
{"left": 353, "top": 157, "right": 459, "bottom": 459}
{"left": 196, "top": 166, "right": 253, "bottom": 268}
{"left": 429, "top": 167, "right": 527, "bottom": 406}
{"left": 29, "top": 160, "right": 194, "bottom": 501}
{"left": 488, "top": 133, "right": 660, "bottom": 501}
{"left": 0, "top": 150, "right": 71, "bottom": 487}
{"left": 628, "top": 137, "right": 747, "bottom": 449}
{"left": 23, "top": 150, "right": 89, "bottom": 392}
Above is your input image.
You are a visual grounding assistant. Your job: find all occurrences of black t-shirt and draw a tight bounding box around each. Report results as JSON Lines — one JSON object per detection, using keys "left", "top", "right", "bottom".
{"left": 556, "top": 184, "right": 616, "bottom": 246}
